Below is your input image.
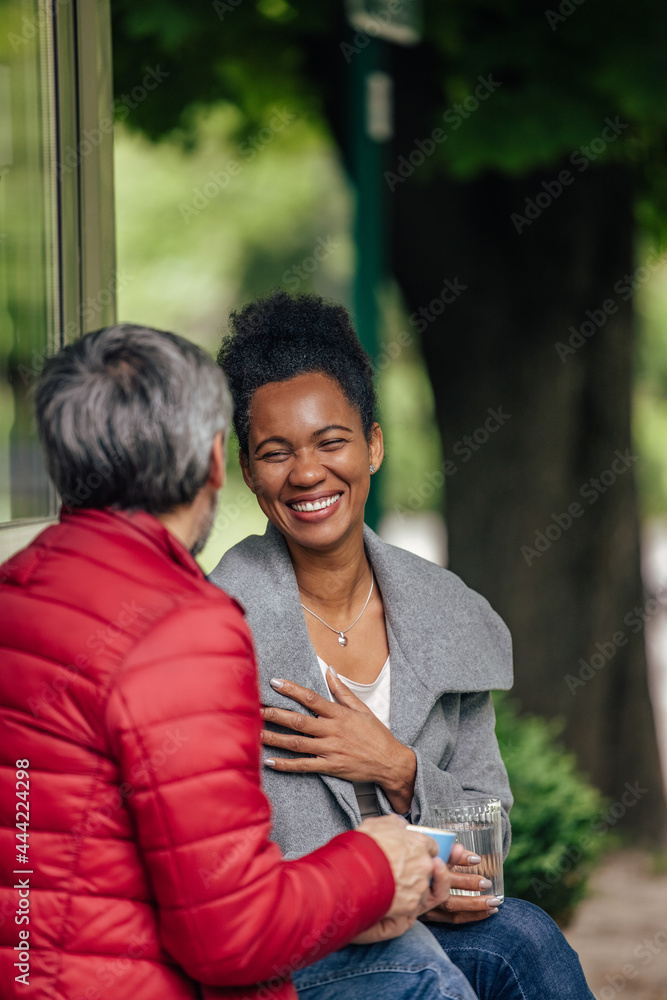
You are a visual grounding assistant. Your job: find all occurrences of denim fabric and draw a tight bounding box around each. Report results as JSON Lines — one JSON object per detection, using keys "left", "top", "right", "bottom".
{"left": 425, "top": 898, "right": 594, "bottom": 1000}
{"left": 293, "top": 899, "right": 594, "bottom": 1000}
{"left": 292, "top": 919, "right": 478, "bottom": 1000}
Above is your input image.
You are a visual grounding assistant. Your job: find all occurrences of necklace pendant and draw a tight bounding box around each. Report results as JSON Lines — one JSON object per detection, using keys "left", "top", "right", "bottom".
{"left": 338, "top": 633, "right": 348, "bottom": 647}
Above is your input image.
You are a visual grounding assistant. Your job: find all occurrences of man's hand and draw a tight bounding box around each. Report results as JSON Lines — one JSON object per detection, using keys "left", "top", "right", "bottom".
{"left": 355, "top": 815, "right": 437, "bottom": 922}
{"left": 352, "top": 841, "right": 465, "bottom": 943}
{"left": 351, "top": 914, "right": 417, "bottom": 945}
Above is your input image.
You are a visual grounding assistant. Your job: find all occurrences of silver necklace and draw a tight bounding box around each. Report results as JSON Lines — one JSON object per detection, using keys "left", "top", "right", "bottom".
{"left": 300, "top": 569, "right": 375, "bottom": 647}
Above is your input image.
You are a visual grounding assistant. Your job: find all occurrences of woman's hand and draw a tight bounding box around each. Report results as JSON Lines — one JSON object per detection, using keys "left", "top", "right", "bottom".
{"left": 260, "top": 670, "right": 417, "bottom": 813}
{"left": 419, "top": 850, "right": 503, "bottom": 924}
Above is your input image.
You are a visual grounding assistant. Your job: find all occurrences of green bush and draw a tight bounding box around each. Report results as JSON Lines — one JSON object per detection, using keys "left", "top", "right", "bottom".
{"left": 494, "top": 693, "right": 612, "bottom": 925}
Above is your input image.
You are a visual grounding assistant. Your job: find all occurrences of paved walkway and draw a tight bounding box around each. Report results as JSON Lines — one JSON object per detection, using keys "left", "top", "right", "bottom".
{"left": 563, "top": 851, "right": 667, "bottom": 1000}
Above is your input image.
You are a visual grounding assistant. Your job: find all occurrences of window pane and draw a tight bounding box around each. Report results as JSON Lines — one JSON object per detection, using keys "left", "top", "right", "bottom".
{"left": 0, "top": 0, "right": 58, "bottom": 523}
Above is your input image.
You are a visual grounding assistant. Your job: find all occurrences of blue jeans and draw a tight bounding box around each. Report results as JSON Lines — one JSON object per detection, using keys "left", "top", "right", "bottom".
{"left": 293, "top": 919, "right": 478, "bottom": 1000}
{"left": 292, "top": 899, "right": 594, "bottom": 1000}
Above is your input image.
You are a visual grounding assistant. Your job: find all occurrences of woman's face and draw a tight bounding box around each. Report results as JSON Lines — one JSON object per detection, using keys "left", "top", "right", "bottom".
{"left": 242, "top": 371, "right": 383, "bottom": 551}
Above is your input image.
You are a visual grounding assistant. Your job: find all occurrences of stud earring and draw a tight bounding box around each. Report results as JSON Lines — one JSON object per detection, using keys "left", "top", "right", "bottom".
{"left": 369, "top": 464, "right": 377, "bottom": 474}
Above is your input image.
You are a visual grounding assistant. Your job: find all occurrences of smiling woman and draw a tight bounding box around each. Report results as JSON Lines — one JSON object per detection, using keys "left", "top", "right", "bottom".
{"left": 209, "top": 290, "right": 595, "bottom": 1000}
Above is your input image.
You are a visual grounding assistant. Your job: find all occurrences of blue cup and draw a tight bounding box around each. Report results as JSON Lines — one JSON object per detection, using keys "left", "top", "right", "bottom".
{"left": 406, "top": 824, "right": 456, "bottom": 863}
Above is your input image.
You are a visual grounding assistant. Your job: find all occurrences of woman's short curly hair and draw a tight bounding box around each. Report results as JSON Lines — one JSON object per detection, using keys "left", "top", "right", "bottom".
{"left": 217, "top": 290, "right": 378, "bottom": 457}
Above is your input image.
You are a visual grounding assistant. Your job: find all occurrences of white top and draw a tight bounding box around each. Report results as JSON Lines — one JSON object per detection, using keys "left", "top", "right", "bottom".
{"left": 317, "top": 655, "right": 391, "bottom": 818}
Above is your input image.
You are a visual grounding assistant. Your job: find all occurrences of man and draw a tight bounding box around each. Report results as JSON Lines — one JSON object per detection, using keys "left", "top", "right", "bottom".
{"left": 0, "top": 325, "right": 475, "bottom": 1000}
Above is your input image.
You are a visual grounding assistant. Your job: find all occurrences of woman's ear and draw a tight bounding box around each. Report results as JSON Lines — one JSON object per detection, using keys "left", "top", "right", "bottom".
{"left": 369, "top": 422, "right": 384, "bottom": 473}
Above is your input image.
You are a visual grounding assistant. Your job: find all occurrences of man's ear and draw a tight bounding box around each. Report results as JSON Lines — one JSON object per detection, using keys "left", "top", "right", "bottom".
{"left": 208, "top": 432, "right": 225, "bottom": 490}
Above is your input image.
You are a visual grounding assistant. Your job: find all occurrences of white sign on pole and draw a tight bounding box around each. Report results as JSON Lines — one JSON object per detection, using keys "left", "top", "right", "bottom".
{"left": 345, "top": 0, "right": 422, "bottom": 46}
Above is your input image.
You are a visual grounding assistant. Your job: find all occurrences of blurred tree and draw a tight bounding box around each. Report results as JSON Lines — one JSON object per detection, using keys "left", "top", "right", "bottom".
{"left": 111, "top": 0, "right": 667, "bottom": 841}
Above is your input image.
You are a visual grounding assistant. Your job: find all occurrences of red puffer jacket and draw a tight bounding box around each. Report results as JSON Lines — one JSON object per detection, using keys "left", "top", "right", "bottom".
{"left": 0, "top": 508, "right": 393, "bottom": 1000}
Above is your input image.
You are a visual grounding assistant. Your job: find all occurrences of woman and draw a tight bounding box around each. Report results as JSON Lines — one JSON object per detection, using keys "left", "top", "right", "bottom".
{"left": 210, "top": 291, "right": 594, "bottom": 1000}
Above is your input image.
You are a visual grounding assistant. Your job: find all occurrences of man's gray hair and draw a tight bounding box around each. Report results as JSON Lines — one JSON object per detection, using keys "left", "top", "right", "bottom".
{"left": 35, "top": 324, "right": 232, "bottom": 514}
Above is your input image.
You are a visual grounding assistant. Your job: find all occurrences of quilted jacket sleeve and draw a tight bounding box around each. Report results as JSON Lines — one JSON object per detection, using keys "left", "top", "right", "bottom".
{"left": 105, "top": 596, "right": 394, "bottom": 988}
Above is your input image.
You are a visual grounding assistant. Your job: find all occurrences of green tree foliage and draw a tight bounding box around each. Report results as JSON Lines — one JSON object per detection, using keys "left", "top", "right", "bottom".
{"left": 112, "top": 1, "right": 667, "bottom": 218}
{"left": 496, "top": 694, "right": 610, "bottom": 924}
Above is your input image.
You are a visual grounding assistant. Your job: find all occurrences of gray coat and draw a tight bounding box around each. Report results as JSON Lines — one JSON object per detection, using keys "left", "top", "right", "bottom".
{"left": 209, "top": 522, "right": 514, "bottom": 858}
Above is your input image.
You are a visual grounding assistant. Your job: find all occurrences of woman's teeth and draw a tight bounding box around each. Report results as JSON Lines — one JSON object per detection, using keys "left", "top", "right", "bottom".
{"left": 290, "top": 494, "right": 341, "bottom": 513}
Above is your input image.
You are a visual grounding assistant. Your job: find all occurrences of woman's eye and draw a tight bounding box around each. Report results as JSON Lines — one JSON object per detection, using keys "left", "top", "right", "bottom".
{"left": 261, "top": 450, "right": 290, "bottom": 461}
{"left": 320, "top": 439, "right": 346, "bottom": 449}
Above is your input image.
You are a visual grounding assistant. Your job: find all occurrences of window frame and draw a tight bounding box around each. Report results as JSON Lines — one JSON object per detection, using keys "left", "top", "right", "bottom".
{"left": 0, "top": 0, "right": 115, "bottom": 554}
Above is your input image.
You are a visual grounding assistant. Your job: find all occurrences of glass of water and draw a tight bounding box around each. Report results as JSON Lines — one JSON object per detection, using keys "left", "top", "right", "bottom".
{"left": 432, "top": 797, "right": 504, "bottom": 901}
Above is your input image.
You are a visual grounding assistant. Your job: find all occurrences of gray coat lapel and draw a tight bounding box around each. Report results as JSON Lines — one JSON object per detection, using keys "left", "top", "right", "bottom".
{"left": 209, "top": 523, "right": 361, "bottom": 823}
{"left": 363, "top": 525, "right": 512, "bottom": 745}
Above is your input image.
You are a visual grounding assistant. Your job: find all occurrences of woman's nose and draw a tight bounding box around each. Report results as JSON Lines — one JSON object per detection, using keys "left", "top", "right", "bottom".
{"left": 289, "top": 449, "right": 324, "bottom": 485}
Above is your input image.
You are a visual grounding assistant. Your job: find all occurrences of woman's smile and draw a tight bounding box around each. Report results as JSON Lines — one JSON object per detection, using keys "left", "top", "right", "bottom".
{"left": 286, "top": 491, "right": 342, "bottom": 517}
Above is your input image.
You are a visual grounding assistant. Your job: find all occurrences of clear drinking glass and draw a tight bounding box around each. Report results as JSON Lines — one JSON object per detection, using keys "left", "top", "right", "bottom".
{"left": 432, "top": 797, "right": 504, "bottom": 901}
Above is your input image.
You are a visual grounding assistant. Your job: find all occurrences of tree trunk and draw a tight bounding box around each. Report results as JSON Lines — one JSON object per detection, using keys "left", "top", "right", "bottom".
{"left": 316, "top": 32, "right": 667, "bottom": 843}
{"left": 391, "top": 151, "right": 666, "bottom": 843}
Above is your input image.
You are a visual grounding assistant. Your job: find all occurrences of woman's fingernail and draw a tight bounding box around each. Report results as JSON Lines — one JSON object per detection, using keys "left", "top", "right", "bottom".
{"left": 479, "top": 878, "right": 493, "bottom": 889}
{"left": 264, "top": 758, "right": 276, "bottom": 768}
{"left": 488, "top": 908, "right": 499, "bottom": 915}
{"left": 487, "top": 897, "right": 502, "bottom": 907}
{"left": 467, "top": 854, "right": 482, "bottom": 864}
{"left": 270, "top": 678, "right": 284, "bottom": 690}
{"left": 327, "top": 666, "right": 338, "bottom": 680}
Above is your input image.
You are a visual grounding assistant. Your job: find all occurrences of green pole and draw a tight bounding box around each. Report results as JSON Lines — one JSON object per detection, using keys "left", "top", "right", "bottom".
{"left": 348, "top": 36, "right": 391, "bottom": 532}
